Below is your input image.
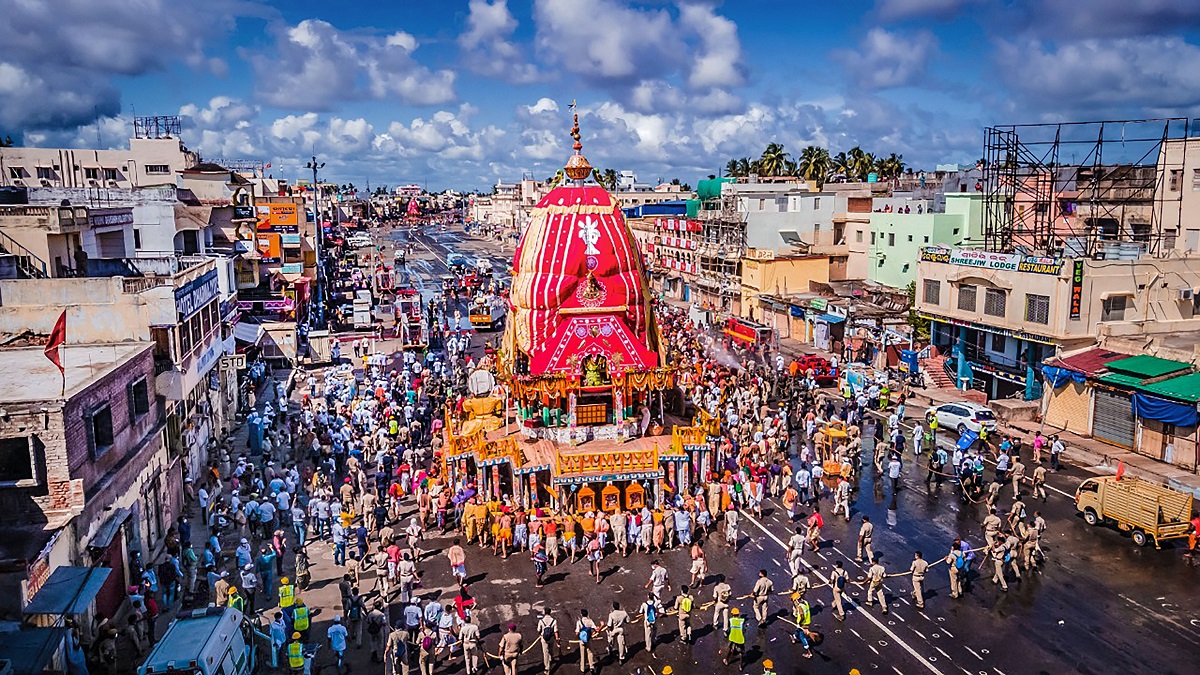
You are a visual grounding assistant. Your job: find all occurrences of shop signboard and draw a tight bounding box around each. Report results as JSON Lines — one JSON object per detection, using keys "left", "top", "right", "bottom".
{"left": 920, "top": 247, "right": 1064, "bottom": 275}
{"left": 1069, "top": 260, "right": 1084, "bottom": 319}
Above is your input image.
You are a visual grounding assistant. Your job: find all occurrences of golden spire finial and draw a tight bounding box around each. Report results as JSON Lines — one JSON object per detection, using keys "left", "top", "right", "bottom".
{"left": 564, "top": 99, "right": 591, "bottom": 181}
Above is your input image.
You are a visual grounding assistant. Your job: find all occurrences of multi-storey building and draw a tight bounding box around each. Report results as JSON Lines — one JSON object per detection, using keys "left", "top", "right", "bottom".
{"left": 0, "top": 342, "right": 174, "bottom": 626}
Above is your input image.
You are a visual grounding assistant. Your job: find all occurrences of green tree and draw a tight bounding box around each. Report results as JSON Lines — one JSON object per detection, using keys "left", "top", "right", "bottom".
{"left": 830, "top": 151, "right": 850, "bottom": 181}
{"left": 0, "top": 135, "right": 13, "bottom": 148}
{"left": 797, "top": 145, "right": 831, "bottom": 187}
{"left": 847, "top": 146, "right": 876, "bottom": 181}
{"left": 758, "top": 142, "right": 788, "bottom": 177}
{"left": 906, "top": 280, "right": 931, "bottom": 339}
{"left": 877, "top": 153, "right": 906, "bottom": 180}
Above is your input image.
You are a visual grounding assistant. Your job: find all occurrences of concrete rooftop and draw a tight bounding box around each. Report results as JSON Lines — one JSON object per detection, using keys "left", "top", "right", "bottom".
{"left": 0, "top": 343, "right": 151, "bottom": 403}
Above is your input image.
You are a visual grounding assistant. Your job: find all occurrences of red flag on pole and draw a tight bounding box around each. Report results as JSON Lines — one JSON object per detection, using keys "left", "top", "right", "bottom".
{"left": 44, "top": 311, "right": 66, "bottom": 374}
{"left": 1115, "top": 460, "right": 1125, "bottom": 481}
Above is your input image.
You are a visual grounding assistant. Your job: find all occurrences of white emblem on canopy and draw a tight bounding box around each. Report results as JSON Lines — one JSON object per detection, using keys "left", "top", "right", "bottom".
{"left": 578, "top": 216, "right": 601, "bottom": 255}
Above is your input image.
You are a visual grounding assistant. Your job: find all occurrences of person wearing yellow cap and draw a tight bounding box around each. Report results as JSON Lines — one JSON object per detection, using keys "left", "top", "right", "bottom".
{"left": 226, "top": 586, "right": 245, "bottom": 612}
{"left": 723, "top": 607, "right": 745, "bottom": 667}
{"left": 278, "top": 576, "right": 296, "bottom": 608}
{"left": 662, "top": 667, "right": 673, "bottom": 675}
{"left": 287, "top": 632, "right": 304, "bottom": 673}
{"left": 292, "top": 598, "right": 311, "bottom": 642}
{"left": 762, "top": 659, "right": 777, "bottom": 675}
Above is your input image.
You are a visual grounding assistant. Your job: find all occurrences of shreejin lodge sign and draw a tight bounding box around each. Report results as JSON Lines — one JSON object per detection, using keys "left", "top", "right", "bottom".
{"left": 920, "top": 247, "right": 1064, "bottom": 275}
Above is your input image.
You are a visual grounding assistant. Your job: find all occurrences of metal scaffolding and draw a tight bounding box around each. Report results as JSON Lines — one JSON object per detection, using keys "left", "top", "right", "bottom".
{"left": 132, "top": 115, "right": 182, "bottom": 139}
{"left": 982, "top": 118, "right": 1191, "bottom": 258}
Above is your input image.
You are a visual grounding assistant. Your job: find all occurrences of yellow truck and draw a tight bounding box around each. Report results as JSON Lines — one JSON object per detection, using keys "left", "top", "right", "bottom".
{"left": 1074, "top": 476, "right": 1193, "bottom": 548}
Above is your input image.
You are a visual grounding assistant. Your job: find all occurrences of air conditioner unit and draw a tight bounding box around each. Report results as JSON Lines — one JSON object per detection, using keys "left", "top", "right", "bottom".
{"left": 88, "top": 180, "right": 99, "bottom": 187}
{"left": 106, "top": 180, "right": 118, "bottom": 187}
{"left": 1179, "top": 288, "right": 1194, "bottom": 301}
{"left": 40, "top": 179, "right": 51, "bottom": 187}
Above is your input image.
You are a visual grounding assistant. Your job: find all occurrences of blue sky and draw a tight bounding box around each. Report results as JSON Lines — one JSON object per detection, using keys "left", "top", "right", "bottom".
{"left": 3, "top": 0, "right": 1200, "bottom": 191}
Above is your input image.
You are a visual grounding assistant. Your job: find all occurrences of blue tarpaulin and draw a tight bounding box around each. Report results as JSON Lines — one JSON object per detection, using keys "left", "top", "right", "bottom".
{"left": 1042, "top": 365, "right": 1087, "bottom": 388}
{"left": 1132, "top": 393, "right": 1199, "bottom": 427}
{"left": 815, "top": 313, "right": 845, "bottom": 324}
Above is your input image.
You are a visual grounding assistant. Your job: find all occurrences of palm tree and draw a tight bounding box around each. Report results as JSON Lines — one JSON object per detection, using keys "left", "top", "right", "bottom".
{"left": 847, "top": 147, "right": 877, "bottom": 182}
{"left": 758, "top": 142, "right": 788, "bottom": 177}
{"left": 830, "top": 151, "right": 850, "bottom": 182}
{"left": 724, "top": 159, "right": 741, "bottom": 177}
{"left": 877, "top": 153, "right": 906, "bottom": 180}
{"left": 797, "top": 145, "right": 831, "bottom": 187}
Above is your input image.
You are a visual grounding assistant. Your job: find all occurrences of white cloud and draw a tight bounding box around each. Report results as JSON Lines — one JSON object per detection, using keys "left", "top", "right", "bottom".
{"left": 458, "top": 0, "right": 542, "bottom": 84}
{"left": 994, "top": 36, "right": 1200, "bottom": 114}
{"left": 678, "top": 3, "right": 745, "bottom": 91}
{"left": 250, "top": 19, "right": 457, "bottom": 110}
{"left": 525, "top": 98, "right": 559, "bottom": 115}
{"left": 875, "top": 0, "right": 979, "bottom": 21}
{"left": 528, "top": 0, "right": 747, "bottom": 119}
{"left": 838, "top": 28, "right": 938, "bottom": 90}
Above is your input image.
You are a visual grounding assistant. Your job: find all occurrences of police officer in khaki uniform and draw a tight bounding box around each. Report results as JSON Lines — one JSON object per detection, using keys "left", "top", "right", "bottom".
{"left": 604, "top": 601, "right": 629, "bottom": 662}
{"left": 864, "top": 556, "right": 888, "bottom": 614}
{"left": 712, "top": 576, "right": 733, "bottom": 633}
{"left": 945, "top": 545, "right": 965, "bottom": 599}
{"left": 909, "top": 551, "right": 930, "bottom": 608}
{"left": 1010, "top": 458, "right": 1026, "bottom": 499}
{"left": 982, "top": 509, "right": 1003, "bottom": 547}
{"left": 829, "top": 561, "right": 849, "bottom": 620}
{"left": 674, "top": 585, "right": 694, "bottom": 643}
{"left": 856, "top": 516, "right": 875, "bottom": 563}
{"left": 751, "top": 570, "right": 774, "bottom": 624}
{"left": 1031, "top": 465, "right": 1048, "bottom": 503}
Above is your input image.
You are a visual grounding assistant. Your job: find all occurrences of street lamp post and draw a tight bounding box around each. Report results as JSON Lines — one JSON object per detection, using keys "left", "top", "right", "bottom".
{"left": 305, "top": 155, "right": 326, "bottom": 328}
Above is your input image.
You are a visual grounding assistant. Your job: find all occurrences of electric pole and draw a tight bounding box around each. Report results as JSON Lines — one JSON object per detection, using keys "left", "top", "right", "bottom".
{"left": 305, "top": 155, "right": 326, "bottom": 328}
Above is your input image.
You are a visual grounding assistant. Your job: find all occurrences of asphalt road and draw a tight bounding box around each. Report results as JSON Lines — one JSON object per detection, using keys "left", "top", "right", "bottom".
{"left": 290, "top": 223, "right": 1200, "bottom": 675}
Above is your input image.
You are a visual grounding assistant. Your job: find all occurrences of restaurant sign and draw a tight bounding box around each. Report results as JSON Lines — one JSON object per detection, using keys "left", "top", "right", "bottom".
{"left": 920, "top": 247, "right": 1064, "bottom": 275}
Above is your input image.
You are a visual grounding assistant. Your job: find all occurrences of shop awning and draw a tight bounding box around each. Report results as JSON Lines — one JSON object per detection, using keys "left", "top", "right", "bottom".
{"left": 0, "top": 627, "right": 69, "bottom": 674}
{"left": 1133, "top": 393, "right": 1199, "bottom": 427}
{"left": 22, "top": 566, "right": 112, "bottom": 615}
{"left": 88, "top": 507, "right": 130, "bottom": 550}
{"left": 1042, "top": 348, "right": 1131, "bottom": 378}
{"left": 1105, "top": 354, "right": 1192, "bottom": 379}
{"left": 1139, "top": 372, "right": 1200, "bottom": 403}
{"left": 233, "top": 321, "right": 266, "bottom": 344}
{"left": 815, "top": 313, "right": 845, "bottom": 323}
{"left": 1098, "top": 372, "right": 1142, "bottom": 389}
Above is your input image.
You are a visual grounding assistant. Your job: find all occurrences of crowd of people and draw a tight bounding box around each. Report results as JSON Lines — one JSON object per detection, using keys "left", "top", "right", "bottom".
{"left": 122, "top": 225, "right": 1078, "bottom": 675}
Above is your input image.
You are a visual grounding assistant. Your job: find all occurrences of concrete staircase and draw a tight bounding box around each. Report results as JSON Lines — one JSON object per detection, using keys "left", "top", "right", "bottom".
{"left": 0, "top": 229, "right": 49, "bottom": 278}
{"left": 921, "top": 355, "right": 955, "bottom": 389}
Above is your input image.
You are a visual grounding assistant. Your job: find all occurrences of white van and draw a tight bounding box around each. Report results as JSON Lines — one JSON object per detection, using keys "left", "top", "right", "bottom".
{"left": 139, "top": 607, "right": 254, "bottom": 675}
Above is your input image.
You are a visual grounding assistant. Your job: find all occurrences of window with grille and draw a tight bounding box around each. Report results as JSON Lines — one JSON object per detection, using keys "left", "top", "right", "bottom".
{"left": 984, "top": 288, "right": 1007, "bottom": 317}
{"left": 145, "top": 164, "right": 170, "bottom": 175}
{"left": 1025, "top": 294, "right": 1050, "bottom": 324}
{"left": 957, "top": 284, "right": 977, "bottom": 311}
{"left": 922, "top": 279, "right": 941, "bottom": 305}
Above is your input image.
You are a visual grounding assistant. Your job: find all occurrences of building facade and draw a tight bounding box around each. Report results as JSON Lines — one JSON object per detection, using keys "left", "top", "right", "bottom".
{"left": 868, "top": 193, "right": 983, "bottom": 289}
{"left": 0, "top": 343, "right": 175, "bottom": 623}
{"left": 916, "top": 247, "right": 1200, "bottom": 400}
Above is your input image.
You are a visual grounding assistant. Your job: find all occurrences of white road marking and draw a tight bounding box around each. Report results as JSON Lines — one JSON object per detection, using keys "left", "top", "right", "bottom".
{"left": 964, "top": 646, "right": 983, "bottom": 660}
{"left": 742, "top": 510, "right": 947, "bottom": 675}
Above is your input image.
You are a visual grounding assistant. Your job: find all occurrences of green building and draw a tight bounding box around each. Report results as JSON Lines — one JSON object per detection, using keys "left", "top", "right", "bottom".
{"left": 868, "top": 193, "right": 983, "bottom": 289}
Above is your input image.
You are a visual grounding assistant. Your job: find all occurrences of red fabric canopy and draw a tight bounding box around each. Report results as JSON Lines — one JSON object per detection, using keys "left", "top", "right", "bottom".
{"left": 509, "top": 184, "right": 658, "bottom": 376}
{"left": 528, "top": 314, "right": 659, "bottom": 374}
